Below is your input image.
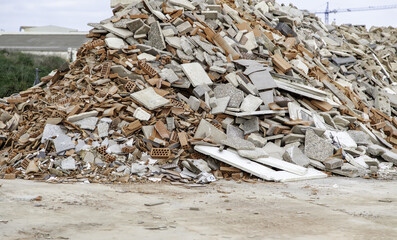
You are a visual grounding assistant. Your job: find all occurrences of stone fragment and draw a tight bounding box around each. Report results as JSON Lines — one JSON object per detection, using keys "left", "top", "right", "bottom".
{"left": 283, "top": 145, "right": 310, "bottom": 167}
{"left": 187, "top": 96, "right": 200, "bottom": 111}
{"left": 211, "top": 97, "right": 230, "bottom": 114}
{"left": 105, "top": 37, "right": 127, "bottom": 50}
{"left": 227, "top": 125, "right": 244, "bottom": 139}
{"left": 26, "top": 161, "right": 39, "bottom": 174}
{"left": 324, "top": 158, "right": 343, "bottom": 170}
{"left": 194, "top": 119, "right": 227, "bottom": 144}
{"left": 61, "top": 157, "right": 76, "bottom": 170}
{"left": 238, "top": 148, "right": 269, "bottom": 160}
{"left": 304, "top": 129, "right": 334, "bottom": 162}
{"left": 133, "top": 107, "right": 151, "bottom": 121}
{"left": 333, "top": 131, "right": 357, "bottom": 149}
{"left": 221, "top": 137, "right": 256, "bottom": 150}
{"left": 102, "top": 23, "right": 133, "bottom": 39}
{"left": 67, "top": 111, "right": 98, "bottom": 122}
{"left": 131, "top": 87, "right": 169, "bottom": 110}
{"left": 241, "top": 117, "right": 259, "bottom": 135}
{"left": 263, "top": 142, "right": 285, "bottom": 159}
{"left": 74, "top": 117, "right": 98, "bottom": 131}
{"left": 247, "top": 133, "right": 267, "bottom": 147}
{"left": 240, "top": 95, "right": 263, "bottom": 112}
{"left": 193, "top": 84, "right": 211, "bottom": 98}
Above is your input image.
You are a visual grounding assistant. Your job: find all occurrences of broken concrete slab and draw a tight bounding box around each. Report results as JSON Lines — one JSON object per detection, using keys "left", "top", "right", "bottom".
{"left": 133, "top": 107, "right": 151, "bottom": 121}
{"left": 181, "top": 63, "right": 213, "bottom": 87}
{"left": 194, "top": 119, "right": 227, "bottom": 144}
{"left": 131, "top": 87, "right": 170, "bottom": 110}
{"left": 283, "top": 145, "right": 310, "bottom": 167}
{"left": 240, "top": 95, "right": 263, "bottom": 112}
{"left": 304, "top": 129, "right": 334, "bottom": 162}
{"left": 237, "top": 148, "right": 269, "bottom": 160}
{"left": 214, "top": 84, "right": 244, "bottom": 108}
{"left": 221, "top": 137, "right": 256, "bottom": 150}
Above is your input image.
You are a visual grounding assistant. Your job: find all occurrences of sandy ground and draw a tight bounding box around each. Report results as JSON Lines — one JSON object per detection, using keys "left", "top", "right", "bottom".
{"left": 0, "top": 177, "right": 396, "bottom": 240}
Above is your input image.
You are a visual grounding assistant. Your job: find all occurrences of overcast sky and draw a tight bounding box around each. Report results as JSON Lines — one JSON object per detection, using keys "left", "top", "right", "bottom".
{"left": 0, "top": 0, "right": 396, "bottom": 32}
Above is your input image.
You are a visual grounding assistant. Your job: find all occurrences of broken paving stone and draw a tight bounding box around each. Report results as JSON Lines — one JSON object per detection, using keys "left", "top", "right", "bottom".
{"left": 237, "top": 148, "right": 269, "bottom": 160}
{"left": 131, "top": 87, "right": 169, "bottom": 110}
{"left": 304, "top": 129, "right": 334, "bottom": 162}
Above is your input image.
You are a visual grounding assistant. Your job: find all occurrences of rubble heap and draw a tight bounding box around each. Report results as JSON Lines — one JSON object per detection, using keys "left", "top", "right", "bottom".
{"left": 1, "top": 0, "right": 397, "bottom": 183}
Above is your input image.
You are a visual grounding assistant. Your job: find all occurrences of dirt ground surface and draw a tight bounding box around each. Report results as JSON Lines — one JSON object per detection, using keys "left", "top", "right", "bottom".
{"left": 0, "top": 177, "right": 396, "bottom": 240}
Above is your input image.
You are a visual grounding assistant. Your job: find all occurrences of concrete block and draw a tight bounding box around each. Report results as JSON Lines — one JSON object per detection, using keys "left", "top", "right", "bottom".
{"left": 169, "top": 0, "right": 196, "bottom": 10}
{"left": 176, "top": 21, "right": 193, "bottom": 34}
{"left": 126, "top": 19, "right": 144, "bottom": 32}
{"left": 221, "top": 117, "right": 234, "bottom": 129}
{"left": 209, "top": 66, "right": 227, "bottom": 74}
{"left": 324, "top": 158, "right": 343, "bottom": 170}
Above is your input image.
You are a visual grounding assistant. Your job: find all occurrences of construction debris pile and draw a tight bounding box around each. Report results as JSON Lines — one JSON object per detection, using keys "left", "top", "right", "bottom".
{"left": 1, "top": 0, "right": 397, "bottom": 183}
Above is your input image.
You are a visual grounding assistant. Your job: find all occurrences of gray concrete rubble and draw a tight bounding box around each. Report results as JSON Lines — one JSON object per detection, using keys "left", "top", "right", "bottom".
{"left": 1, "top": 0, "right": 397, "bottom": 184}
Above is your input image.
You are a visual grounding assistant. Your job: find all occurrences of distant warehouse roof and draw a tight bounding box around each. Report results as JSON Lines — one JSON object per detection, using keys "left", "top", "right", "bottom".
{"left": 0, "top": 32, "right": 88, "bottom": 52}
